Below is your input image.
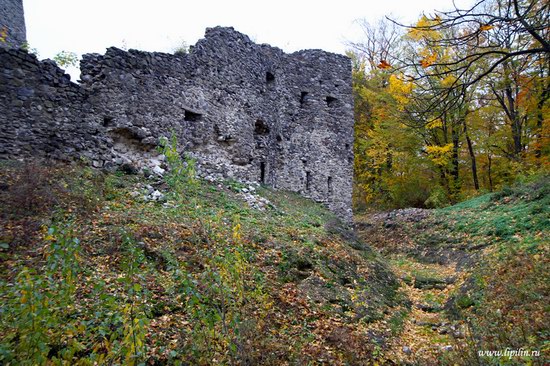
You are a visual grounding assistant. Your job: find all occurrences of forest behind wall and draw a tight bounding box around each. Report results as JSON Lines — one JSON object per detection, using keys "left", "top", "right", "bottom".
{"left": 349, "top": 0, "right": 549, "bottom": 210}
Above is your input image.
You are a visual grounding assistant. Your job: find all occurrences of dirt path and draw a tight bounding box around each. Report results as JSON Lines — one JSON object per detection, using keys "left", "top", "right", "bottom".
{"left": 355, "top": 209, "right": 470, "bottom": 365}
{"left": 381, "top": 256, "right": 466, "bottom": 364}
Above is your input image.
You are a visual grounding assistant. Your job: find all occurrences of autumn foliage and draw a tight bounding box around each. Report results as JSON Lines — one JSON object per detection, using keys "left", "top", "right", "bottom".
{"left": 349, "top": 0, "right": 550, "bottom": 210}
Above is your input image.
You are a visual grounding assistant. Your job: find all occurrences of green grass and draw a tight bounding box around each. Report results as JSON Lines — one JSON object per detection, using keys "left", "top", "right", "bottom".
{"left": 434, "top": 177, "right": 550, "bottom": 365}
{"left": 439, "top": 177, "right": 549, "bottom": 242}
{"left": 0, "top": 159, "right": 399, "bottom": 365}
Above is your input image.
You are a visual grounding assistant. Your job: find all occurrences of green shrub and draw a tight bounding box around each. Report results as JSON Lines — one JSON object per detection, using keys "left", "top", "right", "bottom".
{"left": 159, "top": 133, "right": 198, "bottom": 199}
{"left": 179, "top": 220, "right": 270, "bottom": 364}
{"left": 387, "top": 174, "right": 431, "bottom": 208}
{"left": 425, "top": 185, "right": 451, "bottom": 208}
{"left": 0, "top": 223, "right": 82, "bottom": 364}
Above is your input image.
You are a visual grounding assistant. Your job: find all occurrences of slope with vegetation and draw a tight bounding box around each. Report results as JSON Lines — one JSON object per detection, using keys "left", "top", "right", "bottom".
{"left": 0, "top": 139, "right": 404, "bottom": 365}
{"left": 356, "top": 176, "right": 549, "bottom": 365}
{"left": 348, "top": 1, "right": 549, "bottom": 362}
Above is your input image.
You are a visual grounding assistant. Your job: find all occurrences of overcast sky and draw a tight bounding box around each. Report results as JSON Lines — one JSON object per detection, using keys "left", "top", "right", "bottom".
{"left": 23, "top": 0, "right": 472, "bottom": 64}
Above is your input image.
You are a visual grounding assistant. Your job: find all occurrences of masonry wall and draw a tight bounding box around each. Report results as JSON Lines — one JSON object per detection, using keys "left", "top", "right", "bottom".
{"left": 0, "top": 0, "right": 26, "bottom": 48}
{"left": 0, "top": 27, "right": 354, "bottom": 221}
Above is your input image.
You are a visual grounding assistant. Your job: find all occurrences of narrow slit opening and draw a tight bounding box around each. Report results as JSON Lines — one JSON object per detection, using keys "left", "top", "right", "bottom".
{"left": 300, "top": 91, "right": 308, "bottom": 106}
{"left": 260, "top": 162, "right": 266, "bottom": 184}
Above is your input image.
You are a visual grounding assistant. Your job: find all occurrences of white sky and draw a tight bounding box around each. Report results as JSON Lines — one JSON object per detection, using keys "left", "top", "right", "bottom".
{"left": 23, "top": 0, "right": 472, "bottom": 68}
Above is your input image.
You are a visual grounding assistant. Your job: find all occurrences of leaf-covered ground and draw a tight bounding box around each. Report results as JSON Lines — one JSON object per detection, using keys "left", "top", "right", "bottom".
{"left": 1, "top": 159, "right": 547, "bottom": 365}
{"left": 356, "top": 177, "right": 549, "bottom": 365}
{"left": 0, "top": 160, "right": 403, "bottom": 365}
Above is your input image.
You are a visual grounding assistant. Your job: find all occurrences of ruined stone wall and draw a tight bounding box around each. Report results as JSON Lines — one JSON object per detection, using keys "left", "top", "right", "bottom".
{"left": 0, "top": 0, "right": 26, "bottom": 48}
{"left": 0, "top": 27, "right": 354, "bottom": 221}
{"left": 0, "top": 49, "right": 110, "bottom": 160}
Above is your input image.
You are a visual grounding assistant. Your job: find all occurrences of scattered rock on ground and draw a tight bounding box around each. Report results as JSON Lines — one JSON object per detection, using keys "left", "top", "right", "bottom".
{"left": 240, "top": 192, "right": 272, "bottom": 210}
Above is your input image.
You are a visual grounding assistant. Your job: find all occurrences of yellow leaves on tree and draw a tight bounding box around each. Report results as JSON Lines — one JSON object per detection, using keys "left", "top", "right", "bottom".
{"left": 417, "top": 46, "right": 443, "bottom": 69}
{"left": 426, "top": 118, "right": 443, "bottom": 129}
{"left": 366, "top": 131, "right": 391, "bottom": 169}
{"left": 420, "top": 53, "right": 437, "bottom": 68}
{"left": 441, "top": 75, "right": 457, "bottom": 88}
{"left": 426, "top": 143, "right": 453, "bottom": 166}
{"left": 408, "top": 16, "right": 442, "bottom": 41}
{"left": 479, "top": 24, "right": 494, "bottom": 31}
{"left": 388, "top": 74, "right": 413, "bottom": 108}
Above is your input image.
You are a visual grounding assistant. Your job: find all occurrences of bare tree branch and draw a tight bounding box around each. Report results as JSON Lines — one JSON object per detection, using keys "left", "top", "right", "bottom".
{"left": 385, "top": 0, "right": 549, "bottom": 118}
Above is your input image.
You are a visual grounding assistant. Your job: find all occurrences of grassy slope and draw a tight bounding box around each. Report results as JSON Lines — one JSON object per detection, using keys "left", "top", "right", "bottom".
{"left": 356, "top": 176, "right": 549, "bottom": 365}
{"left": 440, "top": 178, "right": 549, "bottom": 365}
{"left": 0, "top": 161, "right": 400, "bottom": 365}
{"left": 1, "top": 160, "right": 547, "bottom": 365}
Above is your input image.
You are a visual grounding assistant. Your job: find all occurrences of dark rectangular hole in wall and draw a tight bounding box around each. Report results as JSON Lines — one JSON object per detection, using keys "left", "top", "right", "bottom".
{"left": 266, "top": 72, "right": 275, "bottom": 84}
{"left": 103, "top": 116, "right": 114, "bottom": 127}
{"left": 300, "top": 92, "right": 308, "bottom": 106}
{"left": 306, "top": 171, "right": 311, "bottom": 191}
{"left": 326, "top": 96, "right": 338, "bottom": 108}
{"left": 184, "top": 109, "right": 202, "bottom": 122}
{"left": 255, "top": 119, "right": 270, "bottom": 135}
{"left": 260, "top": 162, "right": 266, "bottom": 184}
{"left": 328, "top": 176, "right": 333, "bottom": 196}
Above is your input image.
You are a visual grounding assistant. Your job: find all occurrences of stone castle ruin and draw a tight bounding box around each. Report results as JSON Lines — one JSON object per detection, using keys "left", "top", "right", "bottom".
{"left": 0, "top": 0, "right": 354, "bottom": 221}
{"left": 0, "top": 0, "right": 26, "bottom": 48}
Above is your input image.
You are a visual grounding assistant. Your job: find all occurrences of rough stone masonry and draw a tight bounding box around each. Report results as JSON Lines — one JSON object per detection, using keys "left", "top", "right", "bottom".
{"left": 0, "top": 3, "right": 354, "bottom": 222}
{"left": 0, "top": 0, "right": 26, "bottom": 48}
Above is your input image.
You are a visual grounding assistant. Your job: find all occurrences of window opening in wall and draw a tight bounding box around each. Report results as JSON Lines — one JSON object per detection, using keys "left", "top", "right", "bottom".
{"left": 184, "top": 109, "right": 202, "bottom": 122}
{"left": 260, "top": 162, "right": 266, "bottom": 184}
{"left": 254, "top": 119, "right": 270, "bottom": 135}
{"left": 306, "top": 171, "right": 311, "bottom": 191}
{"left": 327, "top": 176, "right": 333, "bottom": 196}
{"left": 266, "top": 72, "right": 275, "bottom": 84}
{"left": 325, "top": 96, "right": 338, "bottom": 108}
{"left": 300, "top": 91, "right": 308, "bottom": 106}
{"left": 103, "top": 116, "right": 114, "bottom": 127}
{"left": 276, "top": 134, "right": 283, "bottom": 142}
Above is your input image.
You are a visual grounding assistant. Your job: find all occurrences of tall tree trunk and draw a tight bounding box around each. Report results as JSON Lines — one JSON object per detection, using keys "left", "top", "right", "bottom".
{"left": 487, "top": 154, "right": 493, "bottom": 192}
{"left": 463, "top": 120, "right": 479, "bottom": 191}
{"left": 450, "top": 122, "right": 460, "bottom": 199}
{"left": 439, "top": 168, "right": 449, "bottom": 196}
{"left": 535, "top": 100, "right": 544, "bottom": 160}
{"left": 535, "top": 75, "right": 550, "bottom": 160}
{"left": 492, "top": 62, "right": 523, "bottom": 159}
{"left": 503, "top": 84, "right": 523, "bottom": 157}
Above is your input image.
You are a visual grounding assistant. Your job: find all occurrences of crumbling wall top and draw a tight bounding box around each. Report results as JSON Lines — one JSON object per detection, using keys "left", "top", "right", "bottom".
{"left": 0, "top": 24, "right": 355, "bottom": 222}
